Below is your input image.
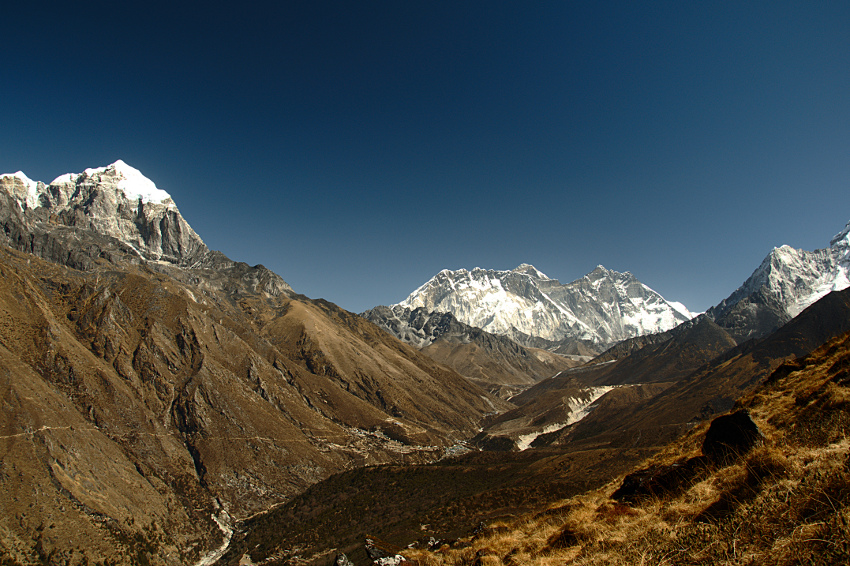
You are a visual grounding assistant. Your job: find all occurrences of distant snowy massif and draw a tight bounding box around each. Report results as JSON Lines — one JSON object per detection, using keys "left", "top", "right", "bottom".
{"left": 395, "top": 263, "right": 695, "bottom": 348}
{"left": 383, "top": 220, "right": 850, "bottom": 351}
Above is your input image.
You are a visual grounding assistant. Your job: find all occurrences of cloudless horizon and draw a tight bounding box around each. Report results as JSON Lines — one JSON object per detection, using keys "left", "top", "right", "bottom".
{"left": 3, "top": 1, "right": 849, "bottom": 314}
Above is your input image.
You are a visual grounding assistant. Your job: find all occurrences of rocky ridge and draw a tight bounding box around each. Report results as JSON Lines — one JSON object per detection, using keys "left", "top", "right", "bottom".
{"left": 362, "top": 305, "right": 579, "bottom": 398}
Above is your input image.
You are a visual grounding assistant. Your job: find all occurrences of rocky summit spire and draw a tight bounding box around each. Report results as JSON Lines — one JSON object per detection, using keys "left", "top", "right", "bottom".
{"left": 707, "top": 216, "right": 850, "bottom": 342}
{"left": 1, "top": 160, "right": 208, "bottom": 265}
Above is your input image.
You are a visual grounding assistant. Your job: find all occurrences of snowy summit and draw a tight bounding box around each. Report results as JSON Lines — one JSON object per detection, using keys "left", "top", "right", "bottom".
{"left": 0, "top": 161, "right": 204, "bottom": 265}
{"left": 70, "top": 160, "right": 173, "bottom": 206}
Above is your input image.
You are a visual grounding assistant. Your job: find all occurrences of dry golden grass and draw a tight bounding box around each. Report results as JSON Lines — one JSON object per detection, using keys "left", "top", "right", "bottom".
{"left": 403, "top": 333, "right": 850, "bottom": 566}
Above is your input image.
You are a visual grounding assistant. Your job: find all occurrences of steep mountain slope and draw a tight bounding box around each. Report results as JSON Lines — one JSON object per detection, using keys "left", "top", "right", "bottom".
{"left": 0, "top": 164, "right": 507, "bottom": 565}
{"left": 707, "top": 218, "right": 850, "bottom": 342}
{"left": 473, "top": 316, "right": 738, "bottom": 450}
{"left": 396, "top": 263, "right": 694, "bottom": 348}
{"left": 547, "top": 286, "right": 850, "bottom": 452}
{"left": 362, "top": 305, "right": 579, "bottom": 398}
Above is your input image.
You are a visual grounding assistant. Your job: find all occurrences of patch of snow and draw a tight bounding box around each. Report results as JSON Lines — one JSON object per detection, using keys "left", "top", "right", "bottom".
{"left": 49, "top": 172, "right": 76, "bottom": 185}
{"left": 47, "top": 161, "right": 173, "bottom": 205}
{"left": 515, "top": 386, "right": 616, "bottom": 450}
{"left": 97, "top": 160, "right": 173, "bottom": 205}
{"left": 666, "top": 300, "right": 695, "bottom": 320}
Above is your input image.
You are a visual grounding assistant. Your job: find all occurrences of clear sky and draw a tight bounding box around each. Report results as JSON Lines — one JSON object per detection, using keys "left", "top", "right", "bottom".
{"left": 3, "top": 1, "right": 849, "bottom": 314}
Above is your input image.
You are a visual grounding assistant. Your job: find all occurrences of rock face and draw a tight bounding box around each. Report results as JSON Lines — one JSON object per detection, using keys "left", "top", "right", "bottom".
{"left": 395, "top": 264, "right": 694, "bottom": 348}
{"left": 363, "top": 305, "right": 468, "bottom": 349}
{"left": 1, "top": 161, "right": 207, "bottom": 265}
{"left": 611, "top": 408, "right": 764, "bottom": 502}
{"left": 0, "top": 163, "right": 507, "bottom": 565}
{"left": 707, "top": 220, "right": 850, "bottom": 343}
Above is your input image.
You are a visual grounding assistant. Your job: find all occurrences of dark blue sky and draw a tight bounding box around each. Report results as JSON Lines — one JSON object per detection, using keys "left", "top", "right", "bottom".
{"left": 3, "top": 1, "right": 849, "bottom": 313}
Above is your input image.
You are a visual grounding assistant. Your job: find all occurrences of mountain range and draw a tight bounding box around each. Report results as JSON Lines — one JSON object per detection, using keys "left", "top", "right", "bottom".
{"left": 371, "top": 216, "right": 850, "bottom": 356}
{"left": 1, "top": 160, "right": 849, "bottom": 565}
{"left": 393, "top": 263, "right": 695, "bottom": 349}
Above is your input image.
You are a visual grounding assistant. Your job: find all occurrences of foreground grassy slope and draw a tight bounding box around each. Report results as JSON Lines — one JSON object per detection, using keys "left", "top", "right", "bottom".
{"left": 405, "top": 329, "right": 850, "bottom": 565}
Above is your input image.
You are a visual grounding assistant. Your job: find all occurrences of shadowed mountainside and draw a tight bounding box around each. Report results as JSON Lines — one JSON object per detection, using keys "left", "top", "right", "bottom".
{"left": 362, "top": 306, "right": 579, "bottom": 399}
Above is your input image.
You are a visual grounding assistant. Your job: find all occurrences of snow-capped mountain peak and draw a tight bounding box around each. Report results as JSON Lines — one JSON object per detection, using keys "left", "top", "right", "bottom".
{"left": 396, "top": 264, "right": 694, "bottom": 347}
{"left": 708, "top": 217, "right": 850, "bottom": 339}
{"left": 50, "top": 160, "right": 174, "bottom": 207}
{"left": 1, "top": 161, "right": 205, "bottom": 265}
{"left": 0, "top": 170, "right": 42, "bottom": 209}
{"left": 512, "top": 263, "right": 550, "bottom": 279}
{"left": 6, "top": 170, "right": 37, "bottom": 189}
{"left": 97, "top": 159, "right": 172, "bottom": 205}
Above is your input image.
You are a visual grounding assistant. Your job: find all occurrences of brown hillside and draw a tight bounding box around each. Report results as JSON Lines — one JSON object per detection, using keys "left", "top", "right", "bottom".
{"left": 0, "top": 245, "right": 506, "bottom": 565}
{"left": 423, "top": 339, "right": 578, "bottom": 399}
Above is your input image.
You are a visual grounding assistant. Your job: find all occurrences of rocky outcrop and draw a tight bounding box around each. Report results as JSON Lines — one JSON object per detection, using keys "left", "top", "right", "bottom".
{"left": 365, "top": 538, "right": 411, "bottom": 565}
{"left": 363, "top": 305, "right": 472, "bottom": 349}
{"left": 702, "top": 409, "right": 764, "bottom": 464}
{"left": 612, "top": 409, "right": 764, "bottom": 502}
{"left": 611, "top": 457, "right": 712, "bottom": 503}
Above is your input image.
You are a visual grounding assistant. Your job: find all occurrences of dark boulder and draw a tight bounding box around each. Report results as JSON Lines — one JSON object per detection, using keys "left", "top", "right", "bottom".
{"left": 611, "top": 456, "right": 711, "bottom": 503}
{"left": 702, "top": 409, "right": 763, "bottom": 464}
